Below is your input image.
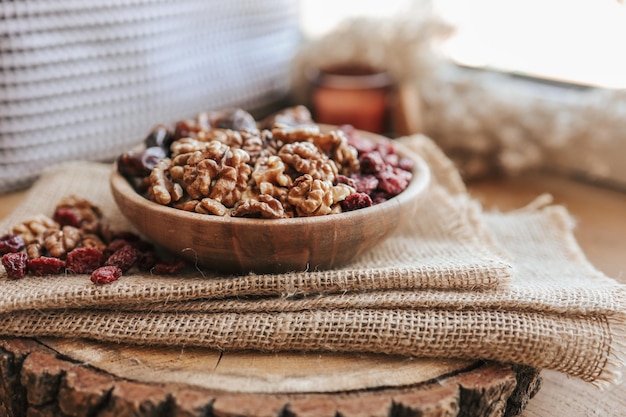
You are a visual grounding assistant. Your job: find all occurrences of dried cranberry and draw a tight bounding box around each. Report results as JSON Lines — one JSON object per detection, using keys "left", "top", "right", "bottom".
{"left": 129, "top": 239, "right": 155, "bottom": 252}
{"left": 336, "top": 175, "right": 356, "bottom": 189}
{"left": 105, "top": 245, "right": 141, "bottom": 272}
{"left": 91, "top": 265, "right": 123, "bottom": 284}
{"left": 0, "top": 233, "right": 25, "bottom": 255}
{"left": 136, "top": 250, "right": 159, "bottom": 271}
{"left": 376, "top": 166, "right": 412, "bottom": 196}
{"left": 383, "top": 153, "right": 400, "bottom": 167}
{"left": 398, "top": 157, "right": 414, "bottom": 172}
{"left": 153, "top": 259, "right": 187, "bottom": 275}
{"left": 66, "top": 247, "right": 105, "bottom": 274}
{"left": 106, "top": 239, "right": 130, "bottom": 256}
{"left": 27, "top": 256, "right": 66, "bottom": 276}
{"left": 370, "top": 191, "right": 389, "bottom": 205}
{"left": 106, "top": 235, "right": 152, "bottom": 257}
{"left": 359, "top": 151, "right": 386, "bottom": 175}
{"left": 349, "top": 174, "right": 379, "bottom": 194}
{"left": 53, "top": 207, "right": 81, "bottom": 228}
{"left": 341, "top": 193, "right": 373, "bottom": 212}
{"left": 2, "top": 252, "right": 28, "bottom": 279}
{"left": 344, "top": 127, "right": 375, "bottom": 154}
{"left": 373, "top": 142, "right": 395, "bottom": 158}
{"left": 110, "top": 231, "right": 141, "bottom": 242}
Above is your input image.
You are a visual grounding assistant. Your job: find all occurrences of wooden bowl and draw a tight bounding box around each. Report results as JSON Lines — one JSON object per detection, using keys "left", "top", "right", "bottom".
{"left": 110, "top": 130, "right": 430, "bottom": 275}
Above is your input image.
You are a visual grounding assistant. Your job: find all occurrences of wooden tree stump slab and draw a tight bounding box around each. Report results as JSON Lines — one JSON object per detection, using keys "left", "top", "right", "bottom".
{"left": 0, "top": 336, "right": 541, "bottom": 417}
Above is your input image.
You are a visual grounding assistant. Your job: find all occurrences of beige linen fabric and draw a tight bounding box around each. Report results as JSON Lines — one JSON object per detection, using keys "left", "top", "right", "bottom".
{"left": 0, "top": 135, "right": 624, "bottom": 387}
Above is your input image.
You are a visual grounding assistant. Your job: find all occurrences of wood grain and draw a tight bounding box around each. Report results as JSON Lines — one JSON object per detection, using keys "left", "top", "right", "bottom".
{"left": 35, "top": 339, "right": 478, "bottom": 394}
{"left": 0, "top": 336, "right": 540, "bottom": 417}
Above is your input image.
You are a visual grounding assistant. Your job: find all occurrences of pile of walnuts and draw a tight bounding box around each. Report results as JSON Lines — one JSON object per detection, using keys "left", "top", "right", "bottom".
{"left": 118, "top": 106, "right": 414, "bottom": 219}
{"left": 1, "top": 196, "right": 186, "bottom": 283}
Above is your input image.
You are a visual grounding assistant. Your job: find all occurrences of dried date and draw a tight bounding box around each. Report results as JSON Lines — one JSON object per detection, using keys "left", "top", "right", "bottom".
{"left": 144, "top": 124, "right": 174, "bottom": 150}
{"left": 206, "top": 108, "right": 257, "bottom": 131}
{"left": 118, "top": 147, "right": 167, "bottom": 178}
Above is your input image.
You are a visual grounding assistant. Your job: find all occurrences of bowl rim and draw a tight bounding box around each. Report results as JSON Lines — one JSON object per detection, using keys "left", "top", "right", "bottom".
{"left": 110, "top": 130, "right": 431, "bottom": 226}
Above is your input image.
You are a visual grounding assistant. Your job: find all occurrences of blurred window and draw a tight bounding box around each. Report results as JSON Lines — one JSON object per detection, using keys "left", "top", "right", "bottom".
{"left": 301, "top": 0, "right": 626, "bottom": 89}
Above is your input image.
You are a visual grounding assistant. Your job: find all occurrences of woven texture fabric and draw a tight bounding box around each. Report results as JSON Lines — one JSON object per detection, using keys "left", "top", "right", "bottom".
{"left": 0, "top": 135, "right": 624, "bottom": 386}
{"left": 0, "top": 0, "right": 300, "bottom": 192}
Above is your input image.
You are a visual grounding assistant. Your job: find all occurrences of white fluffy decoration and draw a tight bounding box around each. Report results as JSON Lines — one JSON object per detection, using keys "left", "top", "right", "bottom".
{"left": 293, "top": 10, "right": 626, "bottom": 182}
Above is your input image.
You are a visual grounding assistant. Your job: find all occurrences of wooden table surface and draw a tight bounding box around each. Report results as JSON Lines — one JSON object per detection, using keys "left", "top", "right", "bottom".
{"left": 1, "top": 171, "right": 625, "bottom": 417}
{"left": 467, "top": 173, "right": 626, "bottom": 417}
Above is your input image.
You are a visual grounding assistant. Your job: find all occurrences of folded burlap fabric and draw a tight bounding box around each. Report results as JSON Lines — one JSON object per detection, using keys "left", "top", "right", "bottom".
{"left": 0, "top": 135, "right": 624, "bottom": 387}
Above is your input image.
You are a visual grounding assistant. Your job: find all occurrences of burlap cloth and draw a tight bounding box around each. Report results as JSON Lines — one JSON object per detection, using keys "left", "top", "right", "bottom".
{"left": 0, "top": 135, "right": 624, "bottom": 387}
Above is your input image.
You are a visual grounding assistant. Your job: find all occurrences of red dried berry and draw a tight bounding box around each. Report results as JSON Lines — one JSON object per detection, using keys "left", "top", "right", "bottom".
{"left": 110, "top": 231, "right": 141, "bottom": 243}
{"left": 336, "top": 175, "right": 356, "bottom": 189}
{"left": 153, "top": 259, "right": 187, "bottom": 275}
{"left": 53, "top": 207, "right": 81, "bottom": 228}
{"left": 0, "top": 233, "right": 25, "bottom": 255}
{"left": 373, "top": 142, "right": 395, "bottom": 158}
{"left": 341, "top": 193, "right": 373, "bottom": 212}
{"left": 106, "top": 236, "right": 153, "bottom": 257}
{"left": 359, "top": 151, "right": 386, "bottom": 175}
{"left": 129, "top": 239, "right": 154, "bottom": 252}
{"left": 349, "top": 174, "right": 379, "bottom": 194}
{"left": 106, "top": 238, "right": 131, "bottom": 255}
{"left": 2, "top": 252, "right": 28, "bottom": 279}
{"left": 398, "top": 157, "right": 414, "bottom": 172}
{"left": 383, "top": 153, "right": 400, "bottom": 167}
{"left": 66, "top": 247, "right": 105, "bottom": 274}
{"left": 344, "top": 127, "right": 375, "bottom": 154}
{"left": 109, "top": 230, "right": 141, "bottom": 243}
{"left": 91, "top": 265, "right": 123, "bottom": 284}
{"left": 105, "top": 244, "right": 142, "bottom": 272}
{"left": 376, "top": 166, "right": 412, "bottom": 196}
{"left": 370, "top": 191, "right": 389, "bottom": 205}
{"left": 136, "top": 250, "right": 159, "bottom": 271}
{"left": 27, "top": 256, "right": 66, "bottom": 276}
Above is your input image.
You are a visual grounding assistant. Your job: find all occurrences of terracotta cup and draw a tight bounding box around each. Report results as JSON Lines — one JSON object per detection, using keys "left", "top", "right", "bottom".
{"left": 308, "top": 65, "right": 393, "bottom": 134}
